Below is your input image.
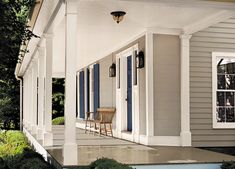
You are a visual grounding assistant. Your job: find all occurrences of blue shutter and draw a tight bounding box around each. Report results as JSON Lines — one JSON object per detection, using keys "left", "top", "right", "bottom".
{"left": 93, "top": 64, "right": 100, "bottom": 116}
{"left": 79, "top": 71, "right": 85, "bottom": 119}
{"left": 86, "top": 68, "right": 90, "bottom": 112}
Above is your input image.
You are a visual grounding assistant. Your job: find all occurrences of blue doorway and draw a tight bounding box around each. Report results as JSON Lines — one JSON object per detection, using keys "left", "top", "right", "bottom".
{"left": 127, "top": 56, "right": 132, "bottom": 131}
{"left": 79, "top": 71, "right": 85, "bottom": 119}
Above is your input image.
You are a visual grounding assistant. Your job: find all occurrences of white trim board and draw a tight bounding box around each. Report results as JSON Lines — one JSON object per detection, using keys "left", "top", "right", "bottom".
{"left": 140, "top": 135, "right": 181, "bottom": 146}
{"left": 184, "top": 10, "right": 235, "bottom": 34}
{"left": 23, "top": 127, "right": 48, "bottom": 160}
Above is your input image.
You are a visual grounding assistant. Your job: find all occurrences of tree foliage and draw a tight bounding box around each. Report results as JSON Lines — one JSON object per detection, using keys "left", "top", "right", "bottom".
{"left": 52, "top": 78, "right": 65, "bottom": 119}
{"left": 0, "top": 0, "right": 37, "bottom": 129}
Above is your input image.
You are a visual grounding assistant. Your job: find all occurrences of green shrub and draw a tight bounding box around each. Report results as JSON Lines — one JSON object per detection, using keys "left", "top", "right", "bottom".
{"left": 0, "top": 130, "right": 30, "bottom": 157}
{"left": 89, "top": 158, "right": 133, "bottom": 169}
{"left": 221, "top": 161, "right": 235, "bottom": 169}
{"left": 52, "top": 116, "right": 64, "bottom": 125}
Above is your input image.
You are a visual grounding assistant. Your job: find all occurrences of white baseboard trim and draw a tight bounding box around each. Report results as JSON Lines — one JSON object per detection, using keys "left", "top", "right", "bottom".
{"left": 76, "top": 122, "right": 85, "bottom": 129}
{"left": 140, "top": 135, "right": 181, "bottom": 146}
{"left": 23, "top": 127, "right": 48, "bottom": 160}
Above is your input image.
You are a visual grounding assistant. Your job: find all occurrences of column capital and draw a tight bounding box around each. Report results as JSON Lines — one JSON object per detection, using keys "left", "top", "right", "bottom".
{"left": 65, "top": 0, "right": 78, "bottom": 14}
{"left": 179, "top": 34, "right": 192, "bottom": 40}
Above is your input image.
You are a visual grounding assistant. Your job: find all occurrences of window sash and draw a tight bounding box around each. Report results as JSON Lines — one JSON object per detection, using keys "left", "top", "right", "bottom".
{"left": 212, "top": 52, "right": 235, "bottom": 128}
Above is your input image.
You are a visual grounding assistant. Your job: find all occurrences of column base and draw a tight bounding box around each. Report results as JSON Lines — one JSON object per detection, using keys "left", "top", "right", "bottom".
{"left": 37, "top": 128, "right": 44, "bottom": 140}
{"left": 43, "top": 132, "right": 53, "bottom": 146}
{"left": 63, "top": 143, "right": 78, "bottom": 165}
{"left": 180, "top": 131, "right": 191, "bottom": 146}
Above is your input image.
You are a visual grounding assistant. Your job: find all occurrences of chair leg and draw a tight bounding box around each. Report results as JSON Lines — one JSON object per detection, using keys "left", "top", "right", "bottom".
{"left": 104, "top": 124, "right": 107, "bottom": 136}
{"left": 109, "top": 124, "right": 113, "bottom": 137}
{"left": 85, "top": 120, "right": 87, "bottom": 133}
{"left": 89, "top": 121, "right": 92, "bottom": 133}
{"left": 99, "top": 123, "right": 101, "bottom": 136}
{"left": 94, "top": 122, "right": 97, "bottom": 135}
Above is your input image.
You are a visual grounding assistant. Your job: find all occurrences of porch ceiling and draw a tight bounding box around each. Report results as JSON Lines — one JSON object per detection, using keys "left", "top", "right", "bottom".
{"left": 18, "top": 0, "right": 235, "bottom": 76}
{"left": 52, "top": 0, "right": 234, "bottom": 74}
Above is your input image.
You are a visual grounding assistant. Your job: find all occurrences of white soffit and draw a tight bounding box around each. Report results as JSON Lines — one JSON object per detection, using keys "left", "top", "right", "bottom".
{"left": 30, "top": 0, "right": 235, "bottom": 74}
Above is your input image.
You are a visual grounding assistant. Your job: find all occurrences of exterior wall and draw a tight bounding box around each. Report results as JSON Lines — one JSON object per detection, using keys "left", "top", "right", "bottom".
{"left": 190, "top": 17, "right": 235, "bottom": 147}
{"left": 99, "top": 55, "right": 116, "bottom": 108}
{"left": 153, "top": 34, "right": 181, "bottom": 136}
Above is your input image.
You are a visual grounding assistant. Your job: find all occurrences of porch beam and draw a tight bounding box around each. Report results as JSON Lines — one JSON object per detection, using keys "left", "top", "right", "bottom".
{"left": 180, "top": 34, "right": 192, "bottom": 146}
{"left": 43, "top": 34, "right": 53, "bottom": 146}
{"left": 63, "top": 0, "right": 78, "bottom": 165}
{"left": 145, "top": 32, "right": 154, "bottom": 138}
{"left": 37, "top": 47, "right": 45, "bottom": 140}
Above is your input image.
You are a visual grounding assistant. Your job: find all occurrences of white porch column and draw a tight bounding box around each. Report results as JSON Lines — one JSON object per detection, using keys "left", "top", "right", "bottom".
{"left": 28, "top": 67, "right": 33, "bottom": 131}
{"left": 43, "top": 34, "right": 53, "bottom": 146}
{"left": 180, "top": 34, "right": 192, "bottom": 146}
{"left": 63, "top": 0, "right": 78, "bottom": 165}
{"left": 37, "top": 47, "right": 45, "bottom": 140}
{"left": 145, "top": 32, "right": 154, "bottom": 139}
{"left": 31, "top": 59, "right": 38, "bottom": 134}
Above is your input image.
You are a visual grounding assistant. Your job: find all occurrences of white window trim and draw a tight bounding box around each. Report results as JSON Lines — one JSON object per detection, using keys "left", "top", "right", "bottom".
{"left": 212, "top": 52, "right": 235, "bottom": 128}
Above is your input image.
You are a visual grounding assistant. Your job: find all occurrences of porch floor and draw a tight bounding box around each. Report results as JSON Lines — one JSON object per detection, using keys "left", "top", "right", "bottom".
{"left": 37, "top": 125, "right": 235, "bottom": 167}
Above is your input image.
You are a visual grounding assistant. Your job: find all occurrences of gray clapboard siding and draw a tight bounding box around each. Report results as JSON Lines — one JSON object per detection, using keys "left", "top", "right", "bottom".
{"left": 190, "top": 17, "right": 235, "bottom": 147}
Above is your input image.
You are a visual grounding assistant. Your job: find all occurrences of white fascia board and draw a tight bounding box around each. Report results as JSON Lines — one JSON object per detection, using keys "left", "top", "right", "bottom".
{"left": 147, "top": 27, "right": 182, "bottom": 35}
{"left": 120, "top": 0, "right": 235, "bottom": 10}
{"left": 183, "top": 10, "right": 235, "bottom": 34}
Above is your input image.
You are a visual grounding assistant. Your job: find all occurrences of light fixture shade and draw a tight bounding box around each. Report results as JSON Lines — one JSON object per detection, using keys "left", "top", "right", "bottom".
{"left": 136, "top": 51, "right": 144, "bottom": 69}
{"left": 109, "top": 63, "right": 116, "bottom": 77}
{"left": 110, "top": 11, "right": 126, "bottom": 24}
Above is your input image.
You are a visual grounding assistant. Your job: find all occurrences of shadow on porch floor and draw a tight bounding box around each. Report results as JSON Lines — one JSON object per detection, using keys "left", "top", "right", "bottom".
{"left": 41, "top": 125, "right": 235, "bottom": 168}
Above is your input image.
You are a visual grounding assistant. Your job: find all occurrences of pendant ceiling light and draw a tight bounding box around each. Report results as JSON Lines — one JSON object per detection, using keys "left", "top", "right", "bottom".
{"left": 110, "top": 11, "right": 126, "bottom": 24}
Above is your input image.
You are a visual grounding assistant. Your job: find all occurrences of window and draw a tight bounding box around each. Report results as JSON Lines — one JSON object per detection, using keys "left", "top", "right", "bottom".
{"left": 212, "top": 52, "right": 235, "bottom": 128}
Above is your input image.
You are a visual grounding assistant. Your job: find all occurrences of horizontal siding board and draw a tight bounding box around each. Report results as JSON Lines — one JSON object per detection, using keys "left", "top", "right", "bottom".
{"left": 190, "top": 72, "right": 211, "bottom": 78}
{"left": 193, "top": 32, "right": 235, "bottom": 38}
{"left": 191, "top": 41, "right": 235, "bottom": 48}
{"left": 190, "top": 78, "right": 211, "bottom": 83}
{"left": 212, "top": 23, "right": 235, "bottom": 29}
{"left": 190, "top": 17, "right": 235, "bottom": 147}
{"left": 190, "top": 51, "right": 212, "bottom": 57}
{"left": 190, "top": 98, "right": 212, "bottom": 103}
{"left": 204, "top": 27, "right": 235, "bottom": 34}
{"left": 191, "top": 46, "right": 235, "bottom": 52}
{"left": 191, "top": 119, "right": 212, "bottom": 124}
{"left": 190, "top": 62, "right": 212, "bottom": 67}
{"left": 223, "top": 18, "right": 235, "bottom": 24}
{"left": 191, "top": 108, "right": 212, "bottom": 113}
{"left": 190, "top": 82, "right": 211, "bottom": 88}
{"left": 191, "top": 114, "right": 212, "bottom": 119}
{"left": 191, "top": 36, "right": 235, "bottom": 43}
{"left": 192, "top": 135, "right": 235, "bottom": 141}
{"left": 192, "top": 130, "right": 235, "bottom": 135}
{"left": 191, "top": 124, "right": 213, "bottom": 130}
{"left": 191, "top": 92, "right": 212, "bottom": 98}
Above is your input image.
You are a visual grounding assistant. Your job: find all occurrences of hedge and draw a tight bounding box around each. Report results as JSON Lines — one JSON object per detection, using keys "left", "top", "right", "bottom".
{"left": 52, "top": 116, "right": 64, "bottom": 125}
{"left": 0, "top": 130, "right": 54, "bottom": 169}
{"left": 0, "top": 130, "right": 30, "bottom": 157}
